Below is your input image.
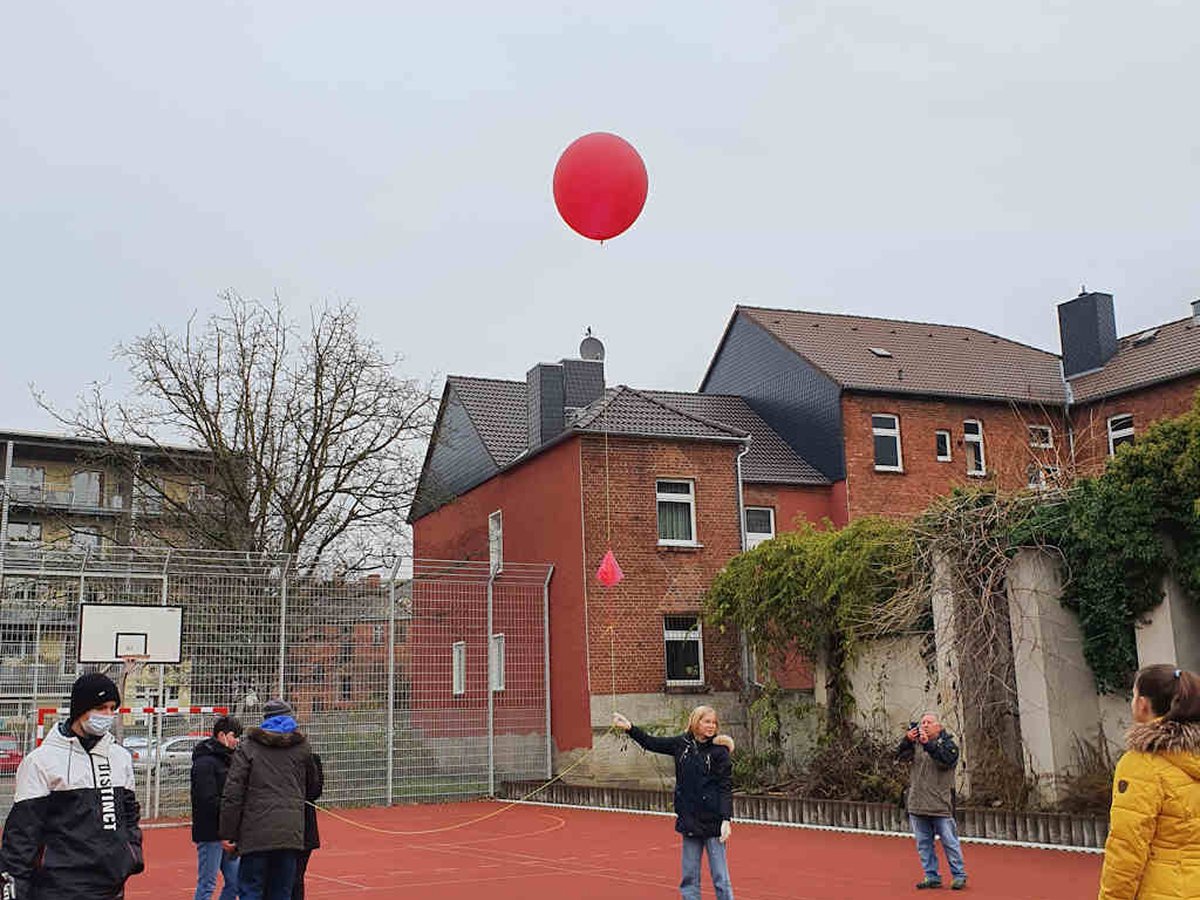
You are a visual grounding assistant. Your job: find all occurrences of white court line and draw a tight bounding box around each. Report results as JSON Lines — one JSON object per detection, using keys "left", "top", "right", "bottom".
{"left": 496, "top": 798, "right": 1106, "bottom": 855}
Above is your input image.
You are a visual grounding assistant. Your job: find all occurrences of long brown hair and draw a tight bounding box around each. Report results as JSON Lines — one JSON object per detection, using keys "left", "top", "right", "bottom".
{"left": 1134, "top": 665, "right": 1200, "bottom": 722}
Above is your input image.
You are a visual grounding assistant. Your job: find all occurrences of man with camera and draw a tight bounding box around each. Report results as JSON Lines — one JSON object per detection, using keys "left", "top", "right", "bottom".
{"left": 897, "top": 713, "right": 967, "bottom": 891}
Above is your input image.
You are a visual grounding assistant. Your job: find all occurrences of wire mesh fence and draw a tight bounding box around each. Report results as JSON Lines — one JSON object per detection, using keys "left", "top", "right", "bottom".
{"left": 0, "top": 544, "right": 551, "bottom": 821}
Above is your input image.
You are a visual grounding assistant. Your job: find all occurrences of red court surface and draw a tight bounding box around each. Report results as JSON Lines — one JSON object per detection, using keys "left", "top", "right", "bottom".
{"left": 130, "top": 801, "right": 1103, "bottom": 899}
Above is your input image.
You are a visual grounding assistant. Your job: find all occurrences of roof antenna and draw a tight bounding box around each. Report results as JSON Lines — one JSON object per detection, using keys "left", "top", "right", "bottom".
{"left": 1080, "top": 283, "right": 1087, "bottom": 295}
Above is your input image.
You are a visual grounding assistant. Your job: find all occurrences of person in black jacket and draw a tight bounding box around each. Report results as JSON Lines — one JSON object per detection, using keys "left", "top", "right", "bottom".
{"left": 1, "top": 672, "right": 144, "bottom": 900}
{"left": 613, "top": 706, "right": 736, "bottom": 900}
{"left": 291, "top": 752, "right": 323, "bottom": 900}
{"left": 191, "top": 716, "right": 243, "bottom": 900}
{"left": 220, "top": 699, "right": 318, "bottom": 900}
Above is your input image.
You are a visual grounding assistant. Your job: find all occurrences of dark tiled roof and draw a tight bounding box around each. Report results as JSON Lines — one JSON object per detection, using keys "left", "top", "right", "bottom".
{"left": 644, "top": 391, "right": 830, "bottom": 485}
{"left": 571, "top": 387, "right": 747, "bottom": 442}
{"left": 443, "top": 376, "right": 827, "bottom": 484}
{"left": 738, "top": 307, "right": 1068, "bottom": 405}
{"left": 1069, "top": 317, "right": 1200, "bottom": 403}
{"left": 446, "top": 376, "right": 528, "bottom": 466}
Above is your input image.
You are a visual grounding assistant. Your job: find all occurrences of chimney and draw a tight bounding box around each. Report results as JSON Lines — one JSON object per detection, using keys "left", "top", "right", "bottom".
{"left": 1192, "top": 298, "right": 1200, "bottom": 322}
{"left": 1058, "top": 291, "right": 1118, "bottom": 378}
{"left": 526, "top": 364, "right": 564, "bottom": 448}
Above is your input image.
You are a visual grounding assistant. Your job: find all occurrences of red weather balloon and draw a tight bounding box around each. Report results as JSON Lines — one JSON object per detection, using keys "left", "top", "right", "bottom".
{"left": 553, "top": 132, "right": 648, "bottom": 241}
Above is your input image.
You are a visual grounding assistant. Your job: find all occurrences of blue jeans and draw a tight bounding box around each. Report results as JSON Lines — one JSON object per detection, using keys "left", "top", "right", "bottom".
{"left": 237, "top": 850, "right": 298, "bottom": 900}
{"left": 194, "top": 841, "right": 239, "bottom": 900}
{"left": 681, "top": 836, "right": 734, "bottom": 900}
{"left": 909, "top": 814, "right": 967, "bottom": 882}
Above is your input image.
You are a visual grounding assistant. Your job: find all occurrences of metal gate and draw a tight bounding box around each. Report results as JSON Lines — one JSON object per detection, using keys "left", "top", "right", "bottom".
{"left": 0, "top": 545, "right": 551, "bottom": 820}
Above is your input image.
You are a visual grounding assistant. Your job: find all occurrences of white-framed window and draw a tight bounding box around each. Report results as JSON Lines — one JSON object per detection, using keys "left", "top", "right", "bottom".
{"left": 488, "top": 510, "right": 503, "bottom": 574}
{"left": 71, "top": 528, "right": 102, "bottom": 551}
{"left": 1107, "top": 414, "right": 1135, "bottom": 456}
{"left": 656, "top": 479, "right": 697, "bottom": 545}
{"left": 451, "top": 641, "right": 467, "bottom": 696}
{"left": 1028, "top": 425, "right": 1054, "bottom": 449}
{"left": 964, "top": 420, "right": 987, "bottom": 476}
{"left": 745, "top": 507, "right": 775, "bottom": 549}
{"left": 935, "top": 430, "right": 952, "bottom": 462}
{"left": 134, "top": 475, "right": 165, "bottom": 514}
{"left": 6, "top": 522, "right": 41, "bottom": 542}
{"left": 663, "top": 614, "right": 704, "bottom": 686}
{"left": 489, "top": 633, "right": 506, "bottom": 692}
{"left": 1027, "top": 464, "right": 1062, "bottom": 492}
{"left": 871, "top": 414, "right": 903, "bottom": 472}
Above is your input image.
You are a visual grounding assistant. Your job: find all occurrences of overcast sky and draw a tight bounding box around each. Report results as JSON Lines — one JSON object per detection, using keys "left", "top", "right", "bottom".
{"left": 2, "top": 2, "right": 1197, "bottom": 431}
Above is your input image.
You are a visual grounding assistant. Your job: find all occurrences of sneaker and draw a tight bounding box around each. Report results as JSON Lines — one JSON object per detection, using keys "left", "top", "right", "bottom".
{"left": 916, "top": 879, "right": 943, "bottom": 889}
{"left": 951, "top": 878, "right": 967, "bottom": 890}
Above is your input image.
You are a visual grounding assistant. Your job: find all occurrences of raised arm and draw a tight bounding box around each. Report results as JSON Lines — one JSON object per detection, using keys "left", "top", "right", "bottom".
{"left": 612, "top": 712, "right": 683, "bottom": 757}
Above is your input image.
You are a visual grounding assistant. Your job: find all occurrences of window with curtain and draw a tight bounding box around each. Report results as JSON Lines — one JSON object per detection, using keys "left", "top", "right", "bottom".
{"left": 656, "top": 480, "right": 696, "bottom": 544}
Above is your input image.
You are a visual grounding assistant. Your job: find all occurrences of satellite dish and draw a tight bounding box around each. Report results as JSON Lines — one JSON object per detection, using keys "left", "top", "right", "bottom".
{"left": 580, "top": 327, "right": 605, "bottom": 361}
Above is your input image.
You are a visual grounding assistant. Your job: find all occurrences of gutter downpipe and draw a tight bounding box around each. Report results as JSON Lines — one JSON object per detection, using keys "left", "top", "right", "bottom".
{"left": 542, "top": 564, "right": 554, "bottom": 780}
{"left": 734, "top": 438, "right": 753, "bottom": 688}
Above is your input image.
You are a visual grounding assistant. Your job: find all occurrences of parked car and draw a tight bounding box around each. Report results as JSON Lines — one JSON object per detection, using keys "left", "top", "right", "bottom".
{"left": 0, "top": 735, "right": 24, "bottom": 775}
{"left": 156, "top": 734, "right": 208, "bottom": 771}
{"left": 121, "top": 735, "right": 158, "bottom": 769}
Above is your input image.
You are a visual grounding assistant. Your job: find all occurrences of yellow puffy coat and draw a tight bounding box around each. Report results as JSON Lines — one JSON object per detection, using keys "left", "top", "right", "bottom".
{"left": 1098, "top": 718, "right": 1200, "bottom": 899}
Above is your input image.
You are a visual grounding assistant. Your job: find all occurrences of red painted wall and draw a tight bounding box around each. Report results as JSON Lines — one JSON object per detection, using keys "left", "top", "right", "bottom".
{"left": 743, "top": 483, "right": 837, "bottom": 534}
{"left": 412, "top": 438, "right": 590, "bottom": 753}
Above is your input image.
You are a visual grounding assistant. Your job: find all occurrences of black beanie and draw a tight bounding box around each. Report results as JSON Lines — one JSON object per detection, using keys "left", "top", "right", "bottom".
{"left": 70, "top": 673, "right": 120, "bottom": 723}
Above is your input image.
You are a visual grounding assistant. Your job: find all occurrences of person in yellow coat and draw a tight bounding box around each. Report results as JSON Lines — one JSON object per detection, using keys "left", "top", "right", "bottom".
{"left": 1098, "top": 664, "right": 1200, "bottom": 899}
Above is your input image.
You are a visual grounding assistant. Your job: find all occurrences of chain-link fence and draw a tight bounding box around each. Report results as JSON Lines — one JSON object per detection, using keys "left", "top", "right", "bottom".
{"left": 0, "top": 544, "right": 551, "bottom": 820}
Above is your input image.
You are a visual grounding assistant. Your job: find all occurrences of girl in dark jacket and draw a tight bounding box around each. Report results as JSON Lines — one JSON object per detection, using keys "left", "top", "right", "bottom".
{"left": 613, "top": 706, "right": 735, "bottom": 900}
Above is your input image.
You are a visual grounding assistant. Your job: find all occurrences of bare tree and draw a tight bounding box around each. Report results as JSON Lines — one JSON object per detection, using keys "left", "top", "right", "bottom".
{"left": 42, "top": 292, "right": 435, "bottom": 569}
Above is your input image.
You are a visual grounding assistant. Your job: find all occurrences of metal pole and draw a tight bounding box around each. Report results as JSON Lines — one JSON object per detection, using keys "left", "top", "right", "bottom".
{"left": 386, "top": 555, "right": 401, "bottom": 806}
{"left": 486, "top": 569, "right": 495, "bottom": 797}
{"left": 152, "top": 549, "right": 172, "bottom": 817}
{"left": 31, "top": 615, "right": 42, "bottom": 714}
{"left": 277, "top": 556, "right": 290, "bottom": 697}
{"left": 542, "top": 565, "right": 554, "bottom": 780}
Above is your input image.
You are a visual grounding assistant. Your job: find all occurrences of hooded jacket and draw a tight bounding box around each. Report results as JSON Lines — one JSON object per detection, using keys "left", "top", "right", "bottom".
{"left": 0, "top": 725, "right": 143, "bottom": 900}
{"left": 628, "top": 727, "right": 733, "bottom": 839}
{"left": 191, "top": 737, "right": 235, "bottom": 843}
{"left": 219, "top": 721, "right": 318, "bottom": 855}
{"left": 1098, "top": 718, "right": 1200, "bottom": 900}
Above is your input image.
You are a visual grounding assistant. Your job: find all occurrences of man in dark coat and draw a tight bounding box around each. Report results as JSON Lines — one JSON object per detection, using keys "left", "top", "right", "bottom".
{"left": 220, "top": 700, "right": 319, "bottom": 900}
{"left": 291, "top": 752, "right": 323, "bottom": 900}
{"left": 191, "top": 715, "right": 243, "bottom": 900}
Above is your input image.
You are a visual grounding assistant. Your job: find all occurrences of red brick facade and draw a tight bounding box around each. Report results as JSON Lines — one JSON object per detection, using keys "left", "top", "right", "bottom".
{"left": 1070, "top": 374, "right": 1200, "bottom": 475}
{"left": 841, "top": 393, "right": 1067, "bottom": 519}
{"left": 578, "top": 435, "right": 744, "bottom": 702}
{"left": 742, "top": 483, "right": 842, "bottom": 532}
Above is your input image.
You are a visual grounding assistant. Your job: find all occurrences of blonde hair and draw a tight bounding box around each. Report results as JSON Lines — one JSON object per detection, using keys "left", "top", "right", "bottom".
{"left": 687, "top": 705, "right": 719, "bottom": 736}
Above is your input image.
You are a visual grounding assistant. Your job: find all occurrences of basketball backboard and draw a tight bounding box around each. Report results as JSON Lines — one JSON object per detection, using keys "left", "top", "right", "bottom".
{"left": 78, "top": 604, "right": 183, "bottom": 664}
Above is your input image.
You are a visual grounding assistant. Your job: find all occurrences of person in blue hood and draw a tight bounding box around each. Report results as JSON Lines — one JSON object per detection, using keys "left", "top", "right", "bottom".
{"left": 219, "top": 699, "right": 320, "bottom": 900}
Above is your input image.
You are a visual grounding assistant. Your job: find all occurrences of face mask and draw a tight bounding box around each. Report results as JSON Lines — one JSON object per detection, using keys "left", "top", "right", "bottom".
{"left": 82, "top": 713, "right": 116, "bottom": 736}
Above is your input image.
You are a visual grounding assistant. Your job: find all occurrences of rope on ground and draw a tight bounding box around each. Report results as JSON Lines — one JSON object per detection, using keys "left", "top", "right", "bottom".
{"left": 308, "top": 726, "right": 618, "bottom": 837}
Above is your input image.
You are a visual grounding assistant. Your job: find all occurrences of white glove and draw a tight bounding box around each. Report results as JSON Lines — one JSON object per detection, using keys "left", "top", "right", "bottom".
{"left": 719, "top": 820, "right": 732, "bottom": 844}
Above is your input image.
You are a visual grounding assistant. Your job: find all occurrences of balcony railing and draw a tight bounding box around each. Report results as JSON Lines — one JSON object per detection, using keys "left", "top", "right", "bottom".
{"left": 6, "top": 483, "right": 127, "bottom": 515}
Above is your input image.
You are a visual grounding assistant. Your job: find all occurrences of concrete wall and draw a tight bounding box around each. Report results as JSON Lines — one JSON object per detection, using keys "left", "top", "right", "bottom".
{"left": 1135, "top": 572, "right": 1200, "bottom": 675}
{"left": 846, "top": 634, "right": 936, "bottom": 735}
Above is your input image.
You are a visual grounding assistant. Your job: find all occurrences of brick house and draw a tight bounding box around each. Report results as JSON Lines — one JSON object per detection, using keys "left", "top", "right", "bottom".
{"left": 701, "top": 293, "right": 1200, "bottom": 519}
{"left": 410, "top": 346, "right": 829, "bottom": 758}
{"left": 701, "top": 306, "right": 1069, "bottom": 519}
{"left": 1060, "top": 294, "right": 1200, "bottom": 471}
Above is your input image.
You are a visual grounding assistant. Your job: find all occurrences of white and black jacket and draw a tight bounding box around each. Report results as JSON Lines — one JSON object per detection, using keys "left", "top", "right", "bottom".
{"left": 0, "top": 725, "right": 143, "bottom": 900}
